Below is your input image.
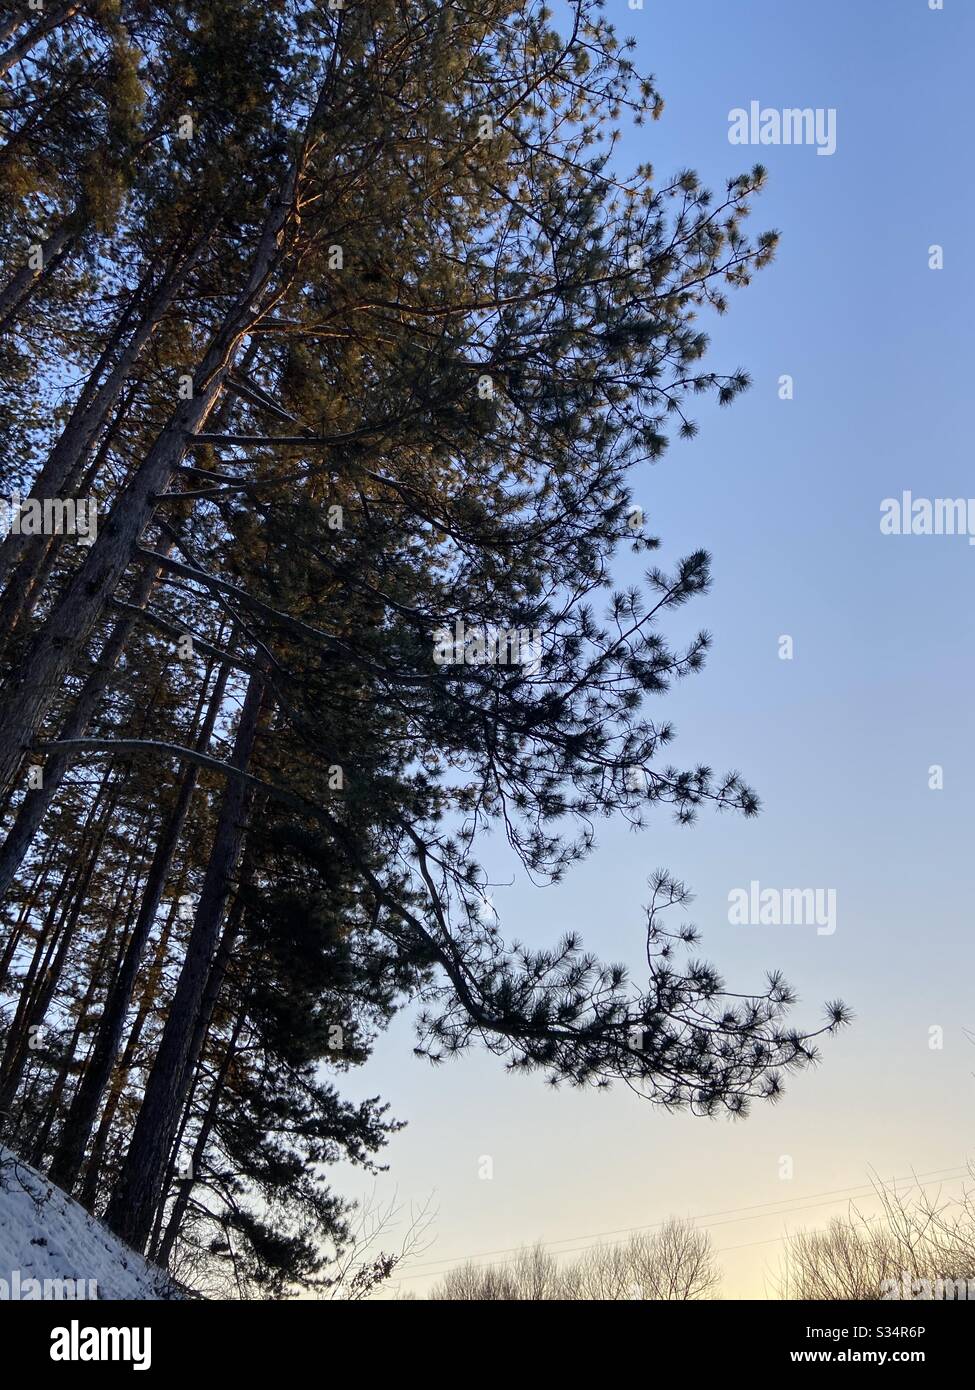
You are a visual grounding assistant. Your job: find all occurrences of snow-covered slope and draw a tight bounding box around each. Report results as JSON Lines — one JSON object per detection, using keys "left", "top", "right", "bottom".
{"left": 0, "top": 1146, "right": 181, "bottom": 1300}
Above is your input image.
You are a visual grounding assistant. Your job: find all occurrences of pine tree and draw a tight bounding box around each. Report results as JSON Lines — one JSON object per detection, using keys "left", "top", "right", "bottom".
{"left": 0, "top": 1, "right": 849, "bottom": 1287}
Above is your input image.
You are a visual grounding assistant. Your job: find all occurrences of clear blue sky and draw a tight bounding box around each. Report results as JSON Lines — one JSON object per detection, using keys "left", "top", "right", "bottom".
{"left": 336, "top": 0, "right": 975, "bottom": 1297}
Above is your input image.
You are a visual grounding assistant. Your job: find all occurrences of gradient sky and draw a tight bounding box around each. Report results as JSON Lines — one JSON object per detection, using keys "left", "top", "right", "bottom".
{"left": 332, "top": 0, "right": 975, "bottom": 1298}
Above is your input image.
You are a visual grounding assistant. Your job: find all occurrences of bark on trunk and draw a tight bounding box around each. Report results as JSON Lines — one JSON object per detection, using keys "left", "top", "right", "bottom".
{"left": 104, "top": 668, "right": 265, "bottom": 1249}
{"left": 0, "top": 3, "right": 80, "bottom": 79}
{"left": 27, "top": 864, "right": 136, "bottom": 1168}
{"left": 0, "top": 550, "right": 166, "bottom": 902}
{"left": 49, "top": 654, "right": 233, "bottom": 1192}
{"left": 0, "top": 840, "right": 55, "bottom": 990}
{"left": 150, "top": 891, "right": 246, "bottom": 1262}
{"left": 155, "top": 994, "right": 246, "bottom": 1266}
{"left": 0, "top": 190, "right": 294, "bottom": 793}
{"left": 0, "top": 71, "right": 332, "bottom": 793}
{"left": 0, "top": 219, "right": 76, "bottom": 333}
{"left": 0, "top": 240, "right": 201, "bottom": 608}
{"left": 77, "top": 883, "right": 185, "bottom": 1211}
{"left": 0, "top": 790, "right": 115, "bottom": 1121}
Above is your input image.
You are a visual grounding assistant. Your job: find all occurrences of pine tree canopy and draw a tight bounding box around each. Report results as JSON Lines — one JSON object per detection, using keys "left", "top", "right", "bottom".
{"left": 0, "top": 0, "right": 846, "bottom": 1293}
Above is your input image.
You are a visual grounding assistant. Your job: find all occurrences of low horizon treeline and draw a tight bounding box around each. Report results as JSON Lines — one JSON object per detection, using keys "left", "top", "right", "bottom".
{"left": 428, "top": 1219, "right": 719, "bottom": 1301}
{"left": 775, "top": 1169, "right": 975, "bottom": 1301}
{"left": 412, "top": 1174, "right": 975, "bottom": 1301}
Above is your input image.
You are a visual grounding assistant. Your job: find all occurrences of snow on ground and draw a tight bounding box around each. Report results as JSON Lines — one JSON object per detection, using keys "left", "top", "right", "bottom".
{"left": 0, "top": 1145, "right": 181, "bottom": 1300}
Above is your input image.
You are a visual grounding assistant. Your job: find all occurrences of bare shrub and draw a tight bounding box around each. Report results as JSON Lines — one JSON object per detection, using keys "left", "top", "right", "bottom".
{"left": 779, "top": 1170, "right": 975, "bottom": 1299}
{"left": 431, "top": 1219, "right": 719, "bottom": 1301}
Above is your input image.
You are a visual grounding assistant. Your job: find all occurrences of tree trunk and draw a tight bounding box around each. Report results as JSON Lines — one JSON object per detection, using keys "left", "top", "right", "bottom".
{"left": 0, "top": 839, "right": 55, "bottom": 991}
{"left": 0, "top": 219, "right": 76, "bottom": 333}
{"left": 27, "top": 874, "right": 131, "bottom": 1168}
{"left": 0, "top": 239, "right": 201, "bottom": 609}
{"left": 0, "top": 550, "right": 167, "bottom": 902}
{"left": 155, "top": 992, "right": 246, "bottom": 1267}
{"left": 77, "top": 882, "right": 185, "bottom": 1211}
{"left": 49, "top": 653, "right": 233, "bottom": 1192}
{"left": 104, "top": 668, "right": 265, "bottom": 1249}
{"left": 0, "top": 75, "right": 327, "bottom": 794}
{"left": 150, "top": 890, "right": 247, "bottom": 1261}
{"left": 0, "top": 779, "right": 110, "bottom": 1084}
{"left": 0, "top": 787, "right": 115, "bottom": 1121}
{"left": 0, "top": 3, "right": 80, "bottom": 80}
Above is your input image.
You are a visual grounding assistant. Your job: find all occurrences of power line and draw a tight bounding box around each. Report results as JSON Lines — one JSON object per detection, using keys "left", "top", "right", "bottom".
{"left": 390, "top": 1162, "right": 972, "bottom": 1285}
{"left": 398, "top": 1162, "right": 968, "bottom": 1272}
